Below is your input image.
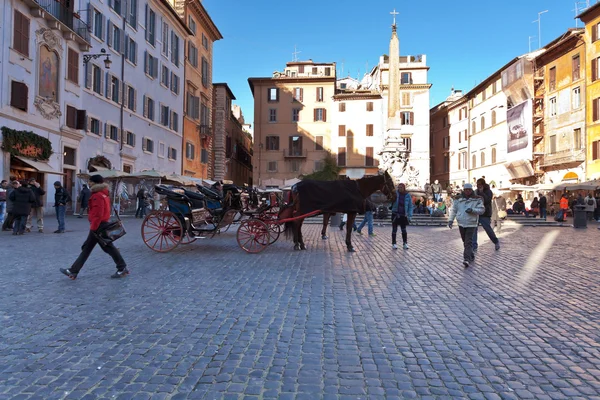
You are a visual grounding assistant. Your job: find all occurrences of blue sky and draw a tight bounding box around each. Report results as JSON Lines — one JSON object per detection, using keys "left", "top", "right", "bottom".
{"left": 205, "top": 0, "right": 589, "bottom": 127}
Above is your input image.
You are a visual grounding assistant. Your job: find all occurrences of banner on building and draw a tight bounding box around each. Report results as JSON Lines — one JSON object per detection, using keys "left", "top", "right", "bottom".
{"left": 506, "top": 99, "right": 532, "bottom": 162}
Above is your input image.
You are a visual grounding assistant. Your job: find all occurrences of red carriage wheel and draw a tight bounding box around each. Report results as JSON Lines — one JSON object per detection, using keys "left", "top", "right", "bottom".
{"left": 237, "top": 219, "right": 270, "bottom": 253}
{"left": 179, "top": 233, "right": 198, "bottom": 245}
{"left": 266, "top": 222, "right": 281, "bottom": 244}
{"left": 141, "top": 211, "right": 183, "bottom": 252}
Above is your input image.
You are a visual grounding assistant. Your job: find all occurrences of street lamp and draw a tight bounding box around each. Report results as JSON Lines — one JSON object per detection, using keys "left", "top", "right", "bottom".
{"left": 83, "top": 48, "right": 112, "bottom": 69}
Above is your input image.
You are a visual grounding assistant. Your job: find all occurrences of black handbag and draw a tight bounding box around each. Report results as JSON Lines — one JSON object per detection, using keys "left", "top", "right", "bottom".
{"left": 94, "top": 209, "right": 126, "bottom": 246}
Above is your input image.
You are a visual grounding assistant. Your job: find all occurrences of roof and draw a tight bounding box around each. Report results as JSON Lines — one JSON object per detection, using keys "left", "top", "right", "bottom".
{"left": 187, "top": 0, "right": 223, "bottom": 41}
{"left": 157, "top": 0, "right": 193, "bottom": 35}
{"left": 576, "top": 2, "right": 600, "bottom": 21}
{"left": 247, "top": 76, "right": 336, "bottom": 95}
{"left": 286, "top": 61, "right": 336, "bottom": 66}
{"left": 333, "top": 91, "right": 382, "bottom": 100}
{"left": 535, "top": 28, "right": 585, "bottom": 64}
{"left": 213, "top": 83, "right": 236, "bottom": 100}
{"left": 465, "top": 57, "right": 519, "bottom": 98}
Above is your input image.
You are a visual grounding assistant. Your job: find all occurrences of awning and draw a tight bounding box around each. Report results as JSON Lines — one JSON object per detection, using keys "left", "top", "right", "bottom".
{"left": 14, "top": 156, "right": 64, "bottom": 175}
{"left": 90, "top": 165, "right": 109, "bottom": 171}
{"left": 504, "top": 160, "right": 534, "bottom": 180}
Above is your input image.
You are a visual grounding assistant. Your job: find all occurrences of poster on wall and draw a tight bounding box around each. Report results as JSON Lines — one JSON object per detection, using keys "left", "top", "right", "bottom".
{"left": 506, "top": 99, "right": 532, "bottom": 162}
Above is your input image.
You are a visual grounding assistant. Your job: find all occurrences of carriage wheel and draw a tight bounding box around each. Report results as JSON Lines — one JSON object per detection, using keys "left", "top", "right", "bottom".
{"left": 267, "top": 222, "right": 281, "bottom": 244}
{"left": 237, "top": 219, "right": 270, "bottom": 253}
{"left": 180, "top": 233, "right": 198, "bottom": 245}
{"left": 141, "top": 211, "right": 183, "bottom": 252}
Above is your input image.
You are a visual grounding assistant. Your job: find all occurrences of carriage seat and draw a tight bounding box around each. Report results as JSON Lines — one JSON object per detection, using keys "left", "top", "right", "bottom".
{"left": 196, "top": 185, "right": 222, "bottom": 200}
{"left": 183, "top": 190, "right": 206, "bottom": 210}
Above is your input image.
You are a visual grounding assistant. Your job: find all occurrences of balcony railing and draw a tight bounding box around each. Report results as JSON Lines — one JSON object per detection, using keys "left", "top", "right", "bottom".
{"left": 283, "top": 149, "right": 307, "bottom": 158}
{"left": 540, "top": 148, "right": 585, "bottom": 167}
{"left": 199, "top": 125, "right": 211, "bottom": 136}
{"left": 34, "top": 0, "right": 91, "bottom": 43}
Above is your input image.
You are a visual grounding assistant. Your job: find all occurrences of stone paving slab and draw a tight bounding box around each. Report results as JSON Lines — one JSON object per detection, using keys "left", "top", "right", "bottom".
{"left": 0, "top": 216, "right": 599, "bottom": 399}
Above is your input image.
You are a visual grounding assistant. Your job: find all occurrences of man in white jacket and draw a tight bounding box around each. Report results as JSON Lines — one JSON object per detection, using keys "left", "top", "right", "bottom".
{"left": 448, "top": 183, "right": 485, "bottom": 268}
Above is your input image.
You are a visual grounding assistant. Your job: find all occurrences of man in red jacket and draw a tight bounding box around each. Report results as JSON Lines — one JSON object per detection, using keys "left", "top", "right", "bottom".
{"left": 60, "top": 175, "right": 128, "bottom": 279}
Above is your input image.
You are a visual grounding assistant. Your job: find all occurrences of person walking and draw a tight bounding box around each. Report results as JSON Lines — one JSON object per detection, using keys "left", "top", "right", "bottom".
{"left": 60, "top": 175, "right": 128, "bottom": 280}
{"left": 356, "top": 198, "right": 376, "bottom": 236}
{"left": 2, "top": 179, "right": 19, "bottom": 231}
{"left": 539, "top": 192, "right": 548, "bottom": 220}
{"left": 78, "top": 184, "right": 91, "bottom": 218}
{"left": 584, "top": 192, "right": 596, "bottom": 221}
{"left": 472, "top": 178, "right": 500, "bottom": 252}
{"left": 0, "top": 180, "right": 7, "bottom": 227}
{"left": 26, "top": 177, "right": 45, "bottom": 233}
{"left": 339, "top": 213, "right": 357, "bottom": 231}
{"left": 558, "top": 193, "right": 569, "bottom": 222}
{"left": 53, "top": 181, "right": 70, "bottom": 233}
{"left": 135, "top": 188, "right": 148, "bottom": 218}
{"left": 390, "top": 182, "right": 414, "bottom": 250}
{"left": 9, "top": 181, "right": 35, "bottom": 235}
{"left": 448, "top": 183, "right": 485, "bottom": 268}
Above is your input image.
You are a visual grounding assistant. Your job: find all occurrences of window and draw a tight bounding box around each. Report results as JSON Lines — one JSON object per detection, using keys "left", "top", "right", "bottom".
{"left": 482, "top": 89, "right": 487, "bottom": 101}
{"left": 267, "top": 161, "right": 278, "bottom": 172}
{"left": 593, "top": 140, "right": 600, "bottom": 160}
{"left": 549, "top": 135, "right": 557, "bottom": 154}
{"left": 401, "top": 111, "right": 413, "bottom": 125}
{"left": 188, "top": 16, "right": 196, "bottom": 35}
{"left": 265, "top": 136, "right": 279, "bottom": 150}
{"left": 161, "top": 22, "right": 169, "bottom": 57}
{"left": 144, "top": 96, "right": 155, "bottom": 121}
{"left": 480, "top": 116, "right": 485, "bottom": 131}
{"left": 461, "top": 151, "right": 467, "bottom": 169}
{"left": 339, "top": 102, "right": 346, "bottom": 112}
{"left": 110, "top": 24, "right": 121, "bottom": 53}
{"left": 293, "top": 87, "right": 303, "bottom": 102}
{"left": 89, "top": 117, "right": 101, "bottom": 136}
{"left": 314, "top": 108, "right": 326, "bottom": 122}
{"left": 126, "top": 37, "right": 137, "bottom": 64}
{"left": 402, "top": 92, "right": 411, "bottom": 106}
{"left": 471, "top": 121, "right": 476, "bottom": 134}
{"left": 442, "top": 136, "right": 449, "bottom": 149}
{"left": 170, "top": 111, "right": 179, "bottom": 132}
{"left": 127, "top": 86, "right": 136, "bottom": 111}
{"left": 144, "top": 52, "right": 158, "bottom": 78}
{"left": 126, "top": 131, "right": 135, "bottom": 147}
{"left": 464, "top": 130, "right": 468, "bottom": 141}
{"left": 366, "top": 102, "right": 374, "bottom": 112}
{"left": 337, "top": 148, "right": 346, "bottom": 166}
{"left": 472, "top": 154, "right": 476, "bottom": 169}
{"left": 492, "top": 81, "right": 498, "bottom": 94}
{"left": 127, "top": 0, "right": 137, "bottom": 26}
{"left": 170, "top": 73, "right": 179, "bottom": 94}
{"left": 13, "top": 10, "right": 30, "bottom": 56}
{"left": 268, "top": 88, "right": 279, "bottom": 102}
{"left": 67, "top": 48, "right": 79, "bottom": 84}
{"left": 289, "top": 136, "right": 303, "bottom": 156}
{"left": 201, "top": 57, "right": 209, "bottom": 87}
{"left": 366, "top": 124, "right": 374, "bottom": 137}
{"left": 186, "top": 142, "right": 195, "bottom": 160}
{"left": 110, "top": 75, "right": 120, "bottom": 103}
{"left": 443, "top": 116, "right": 448, "bottom": 127}
{"left": 491, "top": 110, "right": 497, "bottom": 125}
{"left": 338, "top": 125, "right": 346, "bottom": 137}
{"left": 161, "top": 65, "right": 169, "bottom": 87}
{"left": 401, "top": 72, "right": 412, "bottom": 84}
{"left": 171, "top": 32, "right": 180, "bottom": 66}
{"left": 123, "top": 164, "right": 133, "bottom": 173}
{"left": 146, "top": 7, "right": 156, "bottom": 45}
{"left": 365, "top": 147, "right": 374, "bottom": 167}
{"left": 574, "top": 128, "right": 581, "bottom": 149}
{"left": 549, "top": 67, "right": 556, "bottom": 91}
{"left": 314, "top": 160, "right": 324, "bottom": 171}
{"left": 325, "top": 67, "right": 331, "bottom": 76}
{"left": 111, "top": 0, "right": 121, "bottom": 14}
{"left": 269, "top": 109, "right": 277, "bottom": 122}
{"left": 402, "top": 138, "right": 412, "bottom": 152}
{"left": 594, "top": 98, "right": 600, "bottom": 122}
{"left": 93, "top": 9, "right": 104, "bottom": 40}
{"left": 315, "top": 136, "right": 324, "bottom": 151}
{"left": 158, "top": 142, "right": 165, "bottom": 156}
{"left": 481, "top": 151, "right": 485, "bottom": 167}
{"left": 312, "top": 67, "right": 318, "bottom": 74}
{"left": 187, "top": 93, "right": 200, "bottom": 119}
{"left": 201, "top": 149, "right": 208, "bottom": 164}
{"left": 202, "top": 33, "right": 208, "bottom": 49}
{"left": 107, "top": 125, "right": 119, "bottom": 141}
{"left": 66, "top": 105, "right": 86, "bottom": 130}
{"left": 572, "top": 54, "right": 581, "bottom": 81}
{"left": 491, "top": 147, "right": 497, "bottom": 164}
{"left": 573, "top": 87, "right": 581, "bottom": 109}
{"left": 594, "top": 23, "right": 600, "bottom": 42}
{"left": 292, "top": 108, "right": 300, "bottom": 122}
{"left": 168, "top": 147, "right": 177, "bottom": 160}
{"left": 188, "top": 43, "right": 198, "bottom": 67}
{"left": 549, "top": 97, "right": 557, "bottom": 117}
{"left": 92, "top": 65, "right": 103, "bottom": 94}
{"left": 340, "top": 83, "right": 347, "bottom": 89}
{"left": 160, "top": 105, "right": 170, "bottom": 126}
{"left": 316, "top": 87, "right": 324, "bottom": 102}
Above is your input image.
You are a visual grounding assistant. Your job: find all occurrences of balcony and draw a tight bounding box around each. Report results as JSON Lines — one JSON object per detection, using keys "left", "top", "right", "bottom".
{"left": 23, "top": 0, "right": 91, "bottom": 46}
{"left": 539, "top": 148, "right": 585, "bottom": 168}
{"left": 199, "top": 124, "right": 212, "bottom": 137}
{"left": 283, "top": 149, "right": 307, "bottom": 158}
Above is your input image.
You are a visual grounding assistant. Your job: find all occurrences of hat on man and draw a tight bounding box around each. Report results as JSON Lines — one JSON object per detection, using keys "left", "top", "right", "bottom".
{"left": 463, "top": 183, "right": 473, "bottom": 190}
{"left": 54, "top": 181, "right": 62, "bottom": 186}
{"left": 89, "top": 174, "right": 104, "bottom": 184}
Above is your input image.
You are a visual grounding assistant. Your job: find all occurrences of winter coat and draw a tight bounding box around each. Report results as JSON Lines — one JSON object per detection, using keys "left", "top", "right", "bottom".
{"left": 79, "top": 187, "right": 91, "bottom": 208}
{"left": 5, "top": 186, "right": 15, "bottom": 213}
{"left": 539, "top": 195, "right": 547, "bottom": 209}
{"left": 475, "top": 184, "right": 493, "bottom": 217}
{"left": 30, "top": 186, "right": 46, "bottom": 208}
{"left": 391, "top": 191, "right": 414, "bottom": 219}
{"left": 431, "top": 183, "right": 442, "bottom": 195}
{"left": 560, "top": 197, "right": 569, "bottom": 210}
{"left": 495, "top": 195, "right": 507, "bottom": 211}
{"left": 8, "top": 186, "right": 35, "bottom": 216}
{"left": 88, "top": 183, "right": 111, "bottom": 231}
{"left": 54, "top": 186, "right": 71, "bottom": 207}
{"left": 584, "top": 196, "right": 596, "bottom": 212}
{"left": 448, "top": 193, "right": 485, "bottom": 228}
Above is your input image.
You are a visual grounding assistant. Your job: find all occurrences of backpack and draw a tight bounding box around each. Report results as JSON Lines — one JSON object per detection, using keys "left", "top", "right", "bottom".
{"left": 587, "top": 198, "right": 594, "bottom": 206}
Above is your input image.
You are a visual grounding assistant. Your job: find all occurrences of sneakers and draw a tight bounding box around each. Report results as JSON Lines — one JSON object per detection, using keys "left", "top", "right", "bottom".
{"left": 463, "top": 260, "right": 470, "bottom": 268}
{"left": 369, "top": 233, "right": 376, "bottom": 237}
{"left": 60, "top": 268, "right": 78, "bottom": 280}
{"left": 38, "top": 229, "right": 43, "bottom": 233}
{"left": 392, "top": 244, "right": 398, "bottom": 249}
{"left": 495, "top": 242, "right": 500, "bottom": 251}
{"left": 403, "top": 243, "right": 409, "bottom": 250}
{"left": 53, "top": 230, "right": 64, "bottom": 234}
{"left": 25, "top": 228, "right": 31, "bottom": 233}
{"left": 356, "top": 230, "right": 363, "bottom": 235}
{"left": 111, "top": 268, "right": 130, "bottom": 279}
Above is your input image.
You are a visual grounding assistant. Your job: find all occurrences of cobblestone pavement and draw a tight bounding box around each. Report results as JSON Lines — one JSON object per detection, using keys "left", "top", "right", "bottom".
{"left": 1, "top": 216, "right": 599, "bottom": 399}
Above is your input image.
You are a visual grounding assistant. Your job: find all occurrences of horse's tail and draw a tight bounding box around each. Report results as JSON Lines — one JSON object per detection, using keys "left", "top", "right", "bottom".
{"left": 283, "top": 221, "right": 294, "bottom": 240}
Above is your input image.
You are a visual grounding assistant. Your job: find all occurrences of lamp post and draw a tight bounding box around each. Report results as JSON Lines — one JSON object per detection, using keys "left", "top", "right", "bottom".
{"left": 83, "top": 48, "right": 112, "bottom": 69}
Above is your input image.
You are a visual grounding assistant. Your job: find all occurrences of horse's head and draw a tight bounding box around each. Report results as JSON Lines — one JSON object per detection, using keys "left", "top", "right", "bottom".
{"left": 381, "top": 170, "right": 396, "bottom": 201}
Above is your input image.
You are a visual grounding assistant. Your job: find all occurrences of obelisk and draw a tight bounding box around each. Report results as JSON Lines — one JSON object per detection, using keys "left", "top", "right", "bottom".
{"left": 387, "top": 22, "right": 400, "bottom": 122}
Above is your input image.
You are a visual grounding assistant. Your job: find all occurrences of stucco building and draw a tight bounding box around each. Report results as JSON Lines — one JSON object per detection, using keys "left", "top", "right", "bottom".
{"left": 447, "top": 93, "right": 469, "bottom": 188}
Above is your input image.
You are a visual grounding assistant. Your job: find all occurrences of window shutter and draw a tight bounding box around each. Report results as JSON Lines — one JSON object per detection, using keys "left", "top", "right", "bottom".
{"left": 313, "top": 108, "right": 317, "bottom": 122}
{"left": 289, "top": 136, "right": 293, "bottom": 155}
{"left": 594, "top": 99, "right": 599, "bottom": 122}
{"left": 87, "top": 116, "right": 92, "bottom": 132}
{"left": 299, "top": 88, "right": 303, "bottom": 102}
{"left": 323, "top": 109, "right": 327, "bottom": 122}
{"left": 316, "top": 87, "right": 319, "bottom": 101}
{"left": 142, "top": 138, "right": 147, "bottom": 151}
{"left": 145, "top": 5, "right": 149, "bottom": 41}
{"left": 409, "top": 112, "right": 414, "bottom": 125}
{"left": 594, "top": 24, "right": 598, "bottom": 42}
{"left": 143, "top": 95, "right": 147, "bottom": 117}
{"left": 10, "top": 81, "right": 28, "bottom": 111}
{"left": 132, "top": 133, "right": 136, "bottom": 147}
{"left": 117, "top": 128, "right": 122, "bottom": 143}
{"left": 339, "top": 125, "right": 345, "bottom": 137}
{"left": 594, "top": 58, "right": 598, "bottom": 82}
{"left": 104, "top": 123, "right": 108, "bottom": 138}
{"left": 105, "top": 73, "right": 112, "bottom": 99}
{"left": 76, "top": 109, "right": 87, "bottom": 130}
{"left": 87, "top": 2, "right": 93, "bottom": 31}
{"left": 107, "top": 20, "right": 112, "bottom": 47}
{"left": 99, "top": 67, "right": 104, "bottom": 95}
{"left": 85, "top": 63, "right": 92, "bottom": 88}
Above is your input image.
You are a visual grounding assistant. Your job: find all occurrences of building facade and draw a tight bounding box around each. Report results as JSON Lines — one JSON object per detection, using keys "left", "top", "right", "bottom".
{"left": 0, "top": 0, "right": 91, "bottom": 209}
{"left": 81, "top": 0, "right": 191, "bottom": 176}
{"left": 175, "top": 0, "right": 221, "bottom": 179}
{"left": 447, "top": 94, "right": 469, "bottom": 188}
{"left": 212, "top": 84, "right": 252, "bottom": 186}
{"left": 249, "top": 61, "right": 336, "bottom": 188}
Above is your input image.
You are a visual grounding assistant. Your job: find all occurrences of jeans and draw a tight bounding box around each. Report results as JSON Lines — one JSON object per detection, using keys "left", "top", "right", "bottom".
{"left": 79, "top": 206, "right": 88, "bottom": 216}
{"left": 434, "top": 193, "right": 441, "bottom": 202}
{"left": 55, "top": 205, "right": 66, "bottom": 231}
{"left": 0, "top": 201, "right": 5, "bottom": 225}
{"left": 12, "top": 214, "right": 27, "bottom": 234}
{"left": 540, "top": 207, "right": 547, "bottom": 220}
{"left": 2, "top": 212, "right": 14, "bottom": 230}
{"left": 357, "top": 211, "right": 374, "bottom": 235}
{"left": 459, "top": 226, "right": 477, "bottom": 262}
{"left": 26, "top": 207, "right": 44, "bottom": 230}
{"left": 391, "top": 214, "right": 409, "bottom": 244}
{"left": 473, "top": 216, "right": 499, "bottom": 250}
{"left": 70, "top": 227, "right": 127, "bottom": 274}
{"left": 135, "top": 199, "right": 146, "bottom": 218}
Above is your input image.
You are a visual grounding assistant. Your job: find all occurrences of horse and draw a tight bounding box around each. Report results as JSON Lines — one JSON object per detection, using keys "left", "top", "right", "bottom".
{"left": 278, "top": 172, "right": 395, "bottom": 252}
